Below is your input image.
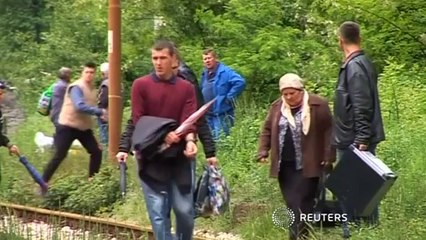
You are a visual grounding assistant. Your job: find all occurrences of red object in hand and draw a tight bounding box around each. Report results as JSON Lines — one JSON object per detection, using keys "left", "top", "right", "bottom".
{"left": 159, "top": 98, "right": 216, "bottom": 152}
{"left": 175, "top": 98, "right": 216, "bottom": 136}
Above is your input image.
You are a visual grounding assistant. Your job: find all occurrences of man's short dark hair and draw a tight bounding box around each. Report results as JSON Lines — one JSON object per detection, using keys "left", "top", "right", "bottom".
{"left": 339, "top": 21, "right": 361, "bottom": 44}
{"left": 152, "top": 39, "right": 176, "bottom": 56}
{"left": 83, "top": 62, "right": 97, "bottom": 69}
{"left": 202, "top": 48, "right": 217, "bottom": 58}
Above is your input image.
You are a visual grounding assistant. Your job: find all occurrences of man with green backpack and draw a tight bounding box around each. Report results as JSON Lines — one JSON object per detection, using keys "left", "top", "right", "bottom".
{"left": 37, "top": 67, "right": 72, "bottom": 149}
{"left": 37, "top": 67, "right": 72, "bottom": 128}
{"left": 50, "top": 67, "right": 73, "bottom": 127}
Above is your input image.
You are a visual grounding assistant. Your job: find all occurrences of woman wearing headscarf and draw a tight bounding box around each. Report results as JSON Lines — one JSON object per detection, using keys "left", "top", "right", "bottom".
{"left": 257, "top": 73, "right": 335, "bottom": 239}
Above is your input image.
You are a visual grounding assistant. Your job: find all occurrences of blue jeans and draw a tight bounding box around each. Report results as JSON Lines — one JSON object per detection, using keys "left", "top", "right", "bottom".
{"left": 337, "top": 144, "right": 379, "bottom": 225}
{"left": 97, "top": 118, "right": 108, "bottom": 146}
{"left": 206, "top": 110, "right": 235, "bottom": 141}
{"left": 140, "top": 161, "right": 196, "bottom": 240}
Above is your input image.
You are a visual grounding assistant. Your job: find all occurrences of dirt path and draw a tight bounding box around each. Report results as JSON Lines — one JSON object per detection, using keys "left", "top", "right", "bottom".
{"left": 1, "top": 90, "right": 26, "bottom": 135}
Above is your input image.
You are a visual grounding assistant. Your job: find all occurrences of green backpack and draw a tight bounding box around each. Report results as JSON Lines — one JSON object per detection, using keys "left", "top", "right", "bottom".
{"left": 37, "top": 83, "right": 55, "bottom": 116}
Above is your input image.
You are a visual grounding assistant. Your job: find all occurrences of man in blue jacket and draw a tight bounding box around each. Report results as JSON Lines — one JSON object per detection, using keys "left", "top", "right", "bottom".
{"left": 200, "top": 48, "right": 246, "bottom": 140}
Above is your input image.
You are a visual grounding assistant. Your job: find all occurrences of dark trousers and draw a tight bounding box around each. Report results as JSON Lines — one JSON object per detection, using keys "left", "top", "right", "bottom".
{"left": 51, "top": 121, "right": 59, "bottom": 148}
{"left": 42, "top": 125, "right": 102, "bottom": 183}
{"left": 278, "top": 162, "right": 319, "bottom": 240}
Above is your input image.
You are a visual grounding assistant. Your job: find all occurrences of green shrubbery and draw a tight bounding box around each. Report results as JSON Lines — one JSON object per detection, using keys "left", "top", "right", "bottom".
{"left": 41, "top": 166, "right": 121, "bottom": 215}
{"left": 0, "top": 232, "right": 27, "bottom": 240}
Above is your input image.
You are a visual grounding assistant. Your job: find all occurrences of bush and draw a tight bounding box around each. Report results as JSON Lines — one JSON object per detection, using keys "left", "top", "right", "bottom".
{"left": 41, "top": 174, "right": 83, "bottom": 210}
{"left": 42, "top": 166, "right": 121, "bottom": 215}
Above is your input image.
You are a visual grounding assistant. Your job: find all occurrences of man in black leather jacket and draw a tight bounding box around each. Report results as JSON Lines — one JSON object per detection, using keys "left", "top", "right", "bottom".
{"left": 334, "top": 21, "right": 385, "bottom": 225}
{"left": 116, "top": 61, "right": 218, "bottom": 165}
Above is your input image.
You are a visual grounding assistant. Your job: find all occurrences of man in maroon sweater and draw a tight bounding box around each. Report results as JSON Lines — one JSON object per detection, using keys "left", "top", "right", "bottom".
{"left": 129, "top": 40, "right": 197, "bottom": 240}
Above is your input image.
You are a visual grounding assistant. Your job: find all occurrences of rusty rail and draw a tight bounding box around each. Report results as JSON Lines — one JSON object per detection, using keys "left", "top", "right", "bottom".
{"left": 0, "top": 202, "right": 211, "bottom": 240}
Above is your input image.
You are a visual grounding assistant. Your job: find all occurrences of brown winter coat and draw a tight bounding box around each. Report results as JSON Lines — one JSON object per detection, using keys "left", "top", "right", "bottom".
{"left": 257, "top": 94, "right": 335, "bottom": 178}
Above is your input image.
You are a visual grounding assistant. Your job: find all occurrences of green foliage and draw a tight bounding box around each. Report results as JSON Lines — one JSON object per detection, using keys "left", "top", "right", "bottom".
{"left": 0, "top": 174, "right": 42, "bottom": 205}
{"left": 214, "top": 99, "right": 276, "bottom": 204}
{"left": 42, "top": 166, "right": 121, "bottom": 215}
{"left": 0, "top": 232, "right": 27, "bottom": 240}
{"left": 1, "top": 0, "right": 424, "bottom": 106}
{"left": 310, "top": 0, "right": 426, "bottom": 69}
{"left": 41, "top": 175, "right": 83, "bottom": 210}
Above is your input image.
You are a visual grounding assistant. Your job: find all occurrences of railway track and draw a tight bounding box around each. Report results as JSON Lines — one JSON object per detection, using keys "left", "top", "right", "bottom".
{"left": 0, "top": 202, "right": 213, "bottom": 240}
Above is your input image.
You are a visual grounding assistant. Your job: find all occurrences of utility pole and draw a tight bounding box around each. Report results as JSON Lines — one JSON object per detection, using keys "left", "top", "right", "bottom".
{"left": 108, "top": 0, "right": 122, "bottom": 162}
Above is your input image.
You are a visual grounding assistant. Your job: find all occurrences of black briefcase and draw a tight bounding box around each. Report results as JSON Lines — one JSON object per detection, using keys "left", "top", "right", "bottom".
{"left": 325, "top": 145, "right": 397, "bottom": 217}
